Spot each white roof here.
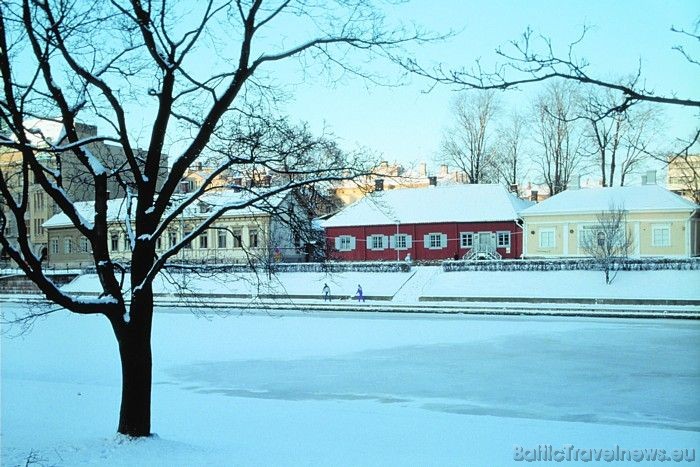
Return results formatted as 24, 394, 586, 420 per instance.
43, 189, 284, 228
521, 185, 699, 216
323, 184, 533, 227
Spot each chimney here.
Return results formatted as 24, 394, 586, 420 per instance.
530, 190, 538, 202
428, 176, 437, 187
375, 178, 384, 191
509, 183, 518, 193
418, 162, 427, 177
643, 170, 656, 185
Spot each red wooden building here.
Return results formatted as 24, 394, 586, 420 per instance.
323, 184, 533, 261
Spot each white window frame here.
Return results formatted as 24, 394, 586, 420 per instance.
425, 232, 447, 250
199, 233, 209, 249
110, 233, 119, 251
337, 235, 355, 252
539, 228, 556, 248
50, 238, 59, 254
232, 230, 242, 248
63, 237, 73, 254
367, 234, 388, 251
217, 229, 227, 249
393, 234, 409, 250
651, 224, 671, 247
496, 231, 511, 248
79, 237, 90, 253
460, 232, 473, 248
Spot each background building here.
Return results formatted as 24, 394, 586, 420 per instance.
323, 184, 533, 261
520, 185, 700, 258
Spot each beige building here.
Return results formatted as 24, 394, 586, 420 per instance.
1, 119, 166, 261
667, 154, 700, 204
521, 185, 700, 258
333, 161, 470, 205
42, 190, 310, 268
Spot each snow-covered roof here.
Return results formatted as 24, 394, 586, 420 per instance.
520, 185, 699, 216
22, 118, 66, 146
323, 184, 533, 228
43, 189, 286, 228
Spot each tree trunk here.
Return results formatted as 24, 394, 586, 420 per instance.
110, 291, 154, 437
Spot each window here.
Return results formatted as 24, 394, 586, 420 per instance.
425, 233, 446, 250
367, 234, 387, 251
168, 231, 177, 248
539, 228, 555, 248
156, 236, 163, 250
217, 229, 227, 248
33, 192, 44, 210
460, 232, 473, 248
249, 229, 258, 248
64, 238, 73, 254
111, 233, 119, 251
183, 231, 192, 249
79, 237, 89, 253
652, 224, 671, 247
233, 230, 242, 248
336, 235, 355, 251
496, 231, 511, 248
123, 235, 130, 251
32, 218, 44, 236
50, 238, 59, 254
199, 233, 209, 249
393, 234, 410, 250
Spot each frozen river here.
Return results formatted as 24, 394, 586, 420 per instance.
2, 303, 699, 465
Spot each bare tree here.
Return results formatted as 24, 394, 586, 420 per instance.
493, 110, 527, 188
579, 205, 633, 285
0, 0, 428, 437
532, 81, 585, 195
580, 87, 662, 186
441, 90, 499, 184
402, 23, 699, 151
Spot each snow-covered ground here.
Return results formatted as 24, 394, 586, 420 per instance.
59, 267, 700, 302
2, 305, 699, 466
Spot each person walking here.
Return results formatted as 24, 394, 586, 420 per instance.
356, 284, 365, 302
322, 283, 331, 302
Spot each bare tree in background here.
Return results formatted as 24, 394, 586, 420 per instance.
579, 205, 633, 284
493, 110, 527, 189
532, 81, 585, 195
441, 90, 499, 183
0, 0, 430, 437
580, 87, 662, 186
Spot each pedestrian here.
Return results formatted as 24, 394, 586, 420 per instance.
356, 284, 365, 302
322, 283, 331, 302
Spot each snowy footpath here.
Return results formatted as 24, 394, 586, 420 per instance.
1, 307, 699, 465
38, 267, 700, 318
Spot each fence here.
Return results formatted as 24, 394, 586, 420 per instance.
442, 257, 700, 272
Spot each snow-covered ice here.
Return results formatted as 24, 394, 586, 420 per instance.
2, 305, 699, 466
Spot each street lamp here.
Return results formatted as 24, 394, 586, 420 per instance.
395, 219, 400, 261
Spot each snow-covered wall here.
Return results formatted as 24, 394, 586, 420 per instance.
442, 257, 700, 272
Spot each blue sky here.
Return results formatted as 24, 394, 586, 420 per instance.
274, 0, 699, 167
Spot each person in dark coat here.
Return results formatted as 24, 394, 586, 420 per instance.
356, 284, 365, 302
322, 283, 331, 301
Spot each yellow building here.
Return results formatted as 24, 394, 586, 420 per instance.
521, 185, 700, 258
667, 154, 700, 204
1, 119, 165, 261
333, 161, 469, 205
42, 190, 308, 268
